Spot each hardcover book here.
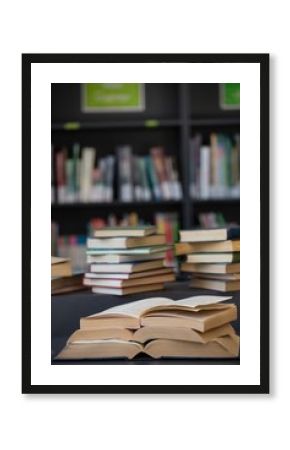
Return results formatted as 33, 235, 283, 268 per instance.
180, 227, 240, 243
186, 252, 240, 264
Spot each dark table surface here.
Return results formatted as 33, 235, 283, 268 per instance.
51, 281, 240, 365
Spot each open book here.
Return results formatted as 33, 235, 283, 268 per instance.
80, 296, 237, 332
56, 335, 239, 360
56, 296, 239, 360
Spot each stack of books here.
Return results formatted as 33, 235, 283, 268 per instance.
51, 257, 84, 294
176, 227, 240, 292
56, 295, 239, 360
83, 226, 176, 296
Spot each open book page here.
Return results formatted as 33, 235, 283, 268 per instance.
51, 256, 69, 264
88, 297, 173, 319
144, 296, 232, 315
175, 296, 232, 308
68, 339, 141, 346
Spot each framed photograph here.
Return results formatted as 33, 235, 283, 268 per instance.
22, 53, 269, 394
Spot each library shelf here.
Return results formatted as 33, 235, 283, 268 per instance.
51, 83, 240, 232
51, 200, 183, 209
190, 117, 240, 127
193, 198, 240, 204
51, 119, 181, 131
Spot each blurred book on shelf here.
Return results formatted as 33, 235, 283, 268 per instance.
51, 144, 182, 204
51, 224, 87, 272
197, 211, 239, 229
198, 212, 226, 228
189, 133, 240, 200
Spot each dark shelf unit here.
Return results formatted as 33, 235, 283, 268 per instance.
51, 119, 181, 131
51, 83, 240, 234
52, 200, 183, 208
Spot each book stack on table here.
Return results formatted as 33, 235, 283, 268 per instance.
56, 295, 240, 360
83, 226, 176, 296
51, 256, 84, 294
176, 227, 240, 292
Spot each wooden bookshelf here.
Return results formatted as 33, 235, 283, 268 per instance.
51, 83, 240, 234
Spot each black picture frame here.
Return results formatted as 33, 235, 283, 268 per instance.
22, 53, 269, 394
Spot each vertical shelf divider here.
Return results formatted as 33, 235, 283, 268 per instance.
179, 83, 192, 229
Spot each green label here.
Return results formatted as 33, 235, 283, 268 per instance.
63, 122, 80, 130
220, 83, 240, 109
144, 119, 159, 128
82, 83, 145, 112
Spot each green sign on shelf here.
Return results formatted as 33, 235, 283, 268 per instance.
220, 83, 240, 109
82, 83, 145, 112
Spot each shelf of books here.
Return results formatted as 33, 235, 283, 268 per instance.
51, 83, 240, 271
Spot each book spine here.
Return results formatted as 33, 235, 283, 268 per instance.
105, 156, 115, 202
80, 147, 96, 202
139, 157, 152, 201
146, 155, 161, 200
71, 143, 80, 202
200, 146, 210, 199
65, 158, 74, 203
150, 147, 171, 200
133, 156, 143, 201
56, 148, 66, 204
117, 145, 134, 202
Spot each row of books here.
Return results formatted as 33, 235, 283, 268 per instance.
51, 144, 182, 204
51, 212, 179, 271
189, 133, 240, 199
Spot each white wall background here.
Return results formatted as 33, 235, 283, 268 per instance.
0, 1, 286, 449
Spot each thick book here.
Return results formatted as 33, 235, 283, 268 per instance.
56, 335, 240, 360
84, 271, 175, 288
80, 296, 236, 332
86, 245, 170, 255
52, 273, 84, 294
193, 273, 240, 281
87, 251, 166, 264
85, 268, 173, 280
64, 322, 235, 345
180, 227, 240, 243
93, 226, 156, 238
186, 253, 240, 264
51, 257, 72, 277
89, 259, 165, 274
190, 278, 240, 292
181, 262, 240, 274
175, 240, 240, 255
92, 283, 165, 296
87, 234, 166, 249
